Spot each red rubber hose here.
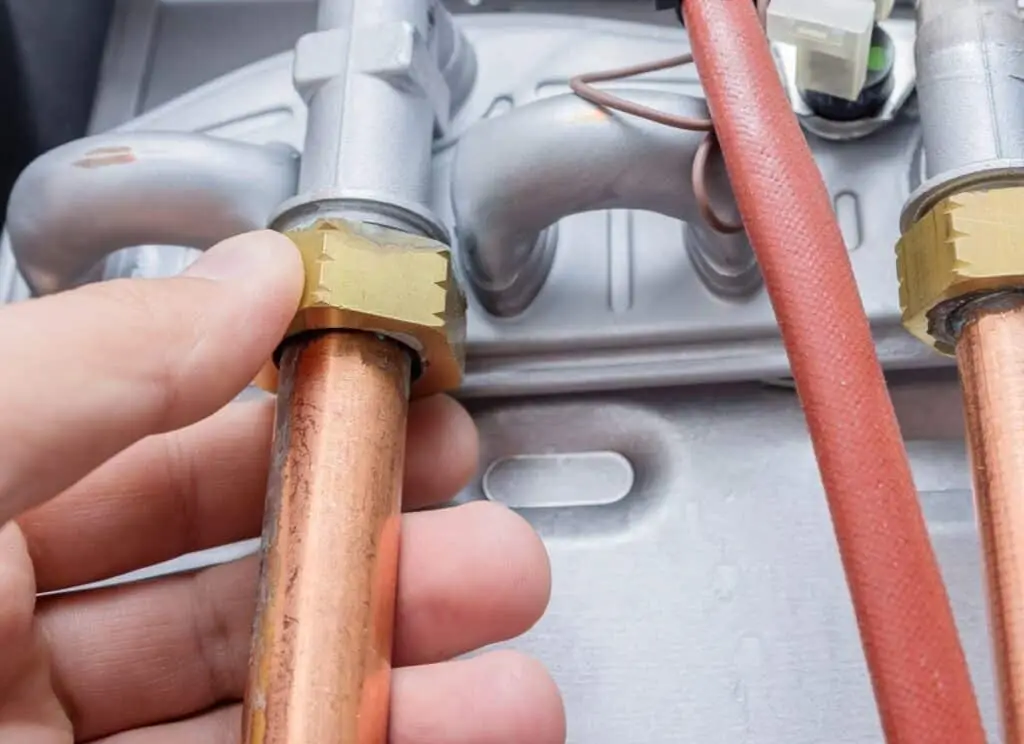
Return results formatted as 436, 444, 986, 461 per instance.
680, 1, 986, 742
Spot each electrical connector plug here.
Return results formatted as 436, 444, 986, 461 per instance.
767, 0, 887, 102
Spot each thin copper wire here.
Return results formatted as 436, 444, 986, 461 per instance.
569, 56, 743, 235
568, 0, 774, 235
569, 54, 715, 132
956, 296, 1024, 744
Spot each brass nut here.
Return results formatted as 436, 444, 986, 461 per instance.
896, 187, 1024, 354
282, 218, 466, 398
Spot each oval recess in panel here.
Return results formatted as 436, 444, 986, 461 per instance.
833, 191, 862, 251
482, 451, 635, 509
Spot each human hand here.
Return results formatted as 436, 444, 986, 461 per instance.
0, 231, 565, 743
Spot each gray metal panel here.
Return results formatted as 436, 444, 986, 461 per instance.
143, 3, 315, 113
465, 379, 997, 744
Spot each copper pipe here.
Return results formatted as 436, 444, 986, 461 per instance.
242, 331, 411, 744
956, 294, 1024, 743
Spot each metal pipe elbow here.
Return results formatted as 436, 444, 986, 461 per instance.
433, 1, 477, 114
450, 90, 755, 317
6, 132, 299, 296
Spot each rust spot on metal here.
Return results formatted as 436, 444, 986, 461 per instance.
73, 146, 137, 169
567, 107, 611, 123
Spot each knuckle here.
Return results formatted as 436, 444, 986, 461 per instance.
161, 430, 203, 555
188, 566, 236, 700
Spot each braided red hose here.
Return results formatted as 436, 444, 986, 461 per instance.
680, 1, 986, 741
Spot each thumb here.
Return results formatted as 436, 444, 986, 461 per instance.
0, 230, 303, 525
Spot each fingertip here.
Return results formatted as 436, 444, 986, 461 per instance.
183, 230, 304, 391
484, 650, 567, 744
404, 396, 480, 509
392, 650, 566, 744
187, 229, 304, 309
473, 501, 553, 627
396, 501, 552, 665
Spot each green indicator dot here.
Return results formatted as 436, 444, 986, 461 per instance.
868, 46, 887, 72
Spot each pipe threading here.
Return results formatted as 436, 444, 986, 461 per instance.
681, 0, 986, 741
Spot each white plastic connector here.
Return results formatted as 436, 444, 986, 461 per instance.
767, 0, 889, 102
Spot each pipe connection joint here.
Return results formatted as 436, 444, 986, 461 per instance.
276, 218, 466, 398
896, 187, 1024, 354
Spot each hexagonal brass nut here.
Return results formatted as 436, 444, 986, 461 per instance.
281, 218, 466, 398
896, 187, 1024, 354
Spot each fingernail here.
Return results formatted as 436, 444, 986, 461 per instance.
185, 231, 290, 281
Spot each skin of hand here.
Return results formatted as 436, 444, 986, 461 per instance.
0, 231, 565, 744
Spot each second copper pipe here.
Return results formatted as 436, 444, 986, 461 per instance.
957, 294, 1024, 743
242, 331, 411, 744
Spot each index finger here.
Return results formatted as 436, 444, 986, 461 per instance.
0, 230, 303, 525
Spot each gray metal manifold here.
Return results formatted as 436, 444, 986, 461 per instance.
1, 2, 928, 399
